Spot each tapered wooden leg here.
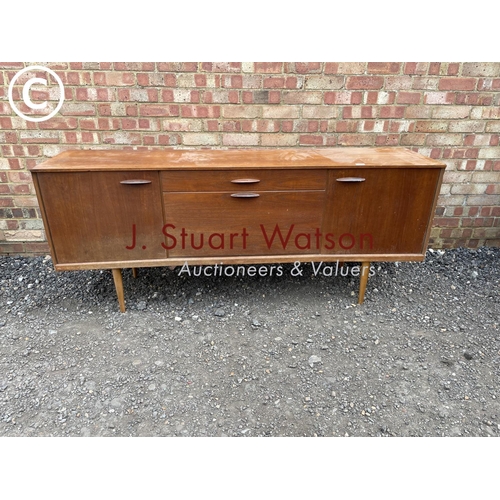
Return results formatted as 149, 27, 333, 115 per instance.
112, 268, 126, 313
132, 267, 138, 279
358, 261, 370, 305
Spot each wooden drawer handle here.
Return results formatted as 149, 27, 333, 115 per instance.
230, 192, 260, 198
120, 179, 152, 185
231, 178, 261, 184
336, 177, 366, 182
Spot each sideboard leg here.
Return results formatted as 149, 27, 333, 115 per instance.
132, 268, 138, 279
112, 268, 126, 313
358, 261, 370, 305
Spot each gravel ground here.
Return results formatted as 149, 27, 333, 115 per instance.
0, 247, 499, 437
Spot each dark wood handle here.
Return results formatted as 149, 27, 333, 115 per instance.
230, 192, 260, 198
336, 177, 366, 182
231, 178, 261, 184
120, 179, 152, 185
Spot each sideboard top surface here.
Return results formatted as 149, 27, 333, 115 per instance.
31, 148, 446, 172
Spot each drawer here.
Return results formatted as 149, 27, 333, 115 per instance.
163, 190, 325, 257
161, 169, 327, 192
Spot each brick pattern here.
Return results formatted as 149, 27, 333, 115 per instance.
1, 62, 500, 254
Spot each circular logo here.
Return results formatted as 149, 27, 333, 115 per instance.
8, 65, 65, 122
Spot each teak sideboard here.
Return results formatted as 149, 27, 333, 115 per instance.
31, 148, 445, 312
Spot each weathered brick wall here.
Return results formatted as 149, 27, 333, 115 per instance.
1, 62, 499, 254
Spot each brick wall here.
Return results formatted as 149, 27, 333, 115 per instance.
1, 61, 499, 254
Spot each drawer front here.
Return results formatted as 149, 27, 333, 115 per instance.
161, 169, 327, 192
163, 191, 325, 257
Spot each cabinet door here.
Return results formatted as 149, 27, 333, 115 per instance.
38, 171, 166, 264
163, 191, 325, 257
322, 168, 441, 255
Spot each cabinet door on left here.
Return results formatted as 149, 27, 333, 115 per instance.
37, 171, 166, 264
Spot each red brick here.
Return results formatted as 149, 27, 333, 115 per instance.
263, 77, 285, 88
113, 62, 155, 71
254, 63, 283, 73
439, 78, 476, 91
455, 93, 493, 106
324, 63, 338, 74
447, 63, 460, 75
404, 63, 428, 75
223, 121, 241, 132
242, 92, 252, 104
0, 117, 12, 129
333, 120, 358, 133
376, 134, 400, 146
0, 62, 25, 69
121, 118, 137, 130
434, 217, 460, 227
396, 92, 422, 104
307, 121, 319, 133
0, 243, 24, 254
269, 91, 280, 103
324, 91, 362, 105
139, 105, 179, 117
0, 197, 14, 207
428, 63, 441, 75
181, 105, 220, 118
299, 135, 324, 145
161, 90, 174, 102
38, 117, 78, 130
367, 62, 401, 74
126, 105, 137, 117
11, 184, 31, 194
285, 77, 300, 89
346, 76, 384, 90
361, 120, 375, 132
486, 184, 500, 194
23, 242, 50, 254
195, 74, 206, 86
2, 132, 18, 144
221, 75, 243, 88
379, 106, 405, 118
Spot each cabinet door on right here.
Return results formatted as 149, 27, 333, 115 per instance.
323, 168, 441, 256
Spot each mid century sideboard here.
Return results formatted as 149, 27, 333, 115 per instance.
31, 148, 445, 312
